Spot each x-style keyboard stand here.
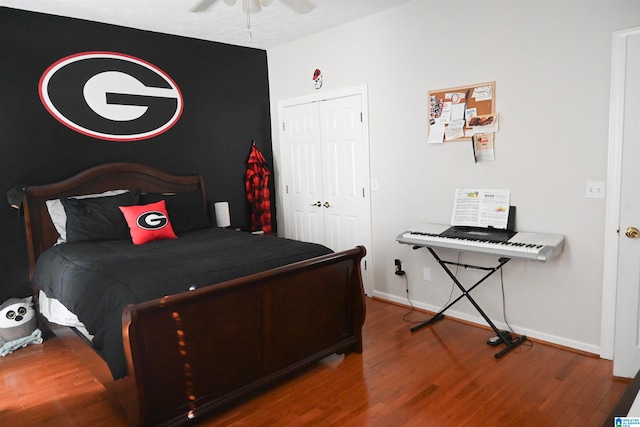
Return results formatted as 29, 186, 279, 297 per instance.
411, 246, 527, 358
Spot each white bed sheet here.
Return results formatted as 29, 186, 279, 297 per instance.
38, 290, 93, 339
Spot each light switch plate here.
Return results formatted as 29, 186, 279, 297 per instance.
586, 181, 605, 199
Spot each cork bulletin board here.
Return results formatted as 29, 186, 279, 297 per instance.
428, 81, 496, 143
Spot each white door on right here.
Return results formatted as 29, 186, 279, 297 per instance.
614, 28, 640, 378
318, 95, 367, 254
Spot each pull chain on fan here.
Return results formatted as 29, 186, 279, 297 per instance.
223, 0, 276, 41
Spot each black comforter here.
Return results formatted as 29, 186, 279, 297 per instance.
33, 228, 333, 379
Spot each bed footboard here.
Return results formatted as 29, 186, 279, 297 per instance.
122, 246, 366, 427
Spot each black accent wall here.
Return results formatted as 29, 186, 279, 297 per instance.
0, 7, 274, 302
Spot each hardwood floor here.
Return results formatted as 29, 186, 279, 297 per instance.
0, 298, 629, 426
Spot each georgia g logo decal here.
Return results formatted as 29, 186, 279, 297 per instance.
137, 211, 168, 230
39, 51, 183, 141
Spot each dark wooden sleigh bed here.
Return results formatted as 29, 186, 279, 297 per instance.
20, 162, 366, 427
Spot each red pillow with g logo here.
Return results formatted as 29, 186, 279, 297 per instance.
119, 200, 177, 245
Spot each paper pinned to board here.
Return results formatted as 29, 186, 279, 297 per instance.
450, 103, 466, 121
428, 122, 445, 143
472, 85, 493, 101
466, 113, 499, 137
472, 133, 495, 162
445, 119, 465, 141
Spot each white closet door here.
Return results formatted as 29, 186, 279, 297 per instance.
281, 101, 324, 245
279, 88, 372, 295
319, 95, 366, 253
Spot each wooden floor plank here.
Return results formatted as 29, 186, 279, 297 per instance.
0, 298, 630, 426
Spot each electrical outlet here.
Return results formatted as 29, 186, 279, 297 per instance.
394, 259, 405, 276
423, 268, 431, 281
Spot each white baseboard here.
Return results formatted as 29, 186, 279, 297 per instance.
371, 291, 600, 356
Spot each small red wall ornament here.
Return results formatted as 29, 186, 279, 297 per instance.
313, 68, 323, 89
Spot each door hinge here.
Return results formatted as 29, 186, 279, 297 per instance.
362, 188, 365, 198
282, 122, 286, 131
286, 185, 289, 194
360, 112, 363, 122
364, 260, 367, 270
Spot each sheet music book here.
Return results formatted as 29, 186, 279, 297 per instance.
450, 188, 511, 229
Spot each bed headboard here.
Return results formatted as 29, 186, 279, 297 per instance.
22, 163, 206, 279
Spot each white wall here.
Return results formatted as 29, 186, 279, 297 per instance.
267, 0, 640, 355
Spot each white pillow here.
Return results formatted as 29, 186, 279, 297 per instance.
46, 189, 129, 245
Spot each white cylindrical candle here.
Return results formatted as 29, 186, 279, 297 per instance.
214, 201, 231, 228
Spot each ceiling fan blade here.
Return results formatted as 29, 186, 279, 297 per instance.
279, 0, 315, 14
191, 0, 219, 12
223, 0, 238, 5
260, 0, 276, 6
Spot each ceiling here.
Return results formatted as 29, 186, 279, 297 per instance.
0, 0, 411, 50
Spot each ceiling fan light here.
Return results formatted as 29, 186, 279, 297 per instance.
243, 0, 262, 14
260, 0, 276, 6
222, 0, 237, 6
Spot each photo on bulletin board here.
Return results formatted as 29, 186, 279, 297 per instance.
428, 81, 497, 144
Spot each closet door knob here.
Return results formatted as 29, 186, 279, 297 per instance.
323, 202, 333, 208
311, 201, 322, 207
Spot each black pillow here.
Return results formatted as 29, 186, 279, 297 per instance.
140, 190, 210, 233
61, 190, 140, 243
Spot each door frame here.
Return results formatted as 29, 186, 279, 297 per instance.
275, 84, 373, 295
601, 27, 640, 362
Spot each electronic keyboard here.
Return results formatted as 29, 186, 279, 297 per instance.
397, 223, 565, 262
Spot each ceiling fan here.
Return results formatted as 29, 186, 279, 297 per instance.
191, 0, 314, 42
192, 0, 315, 15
